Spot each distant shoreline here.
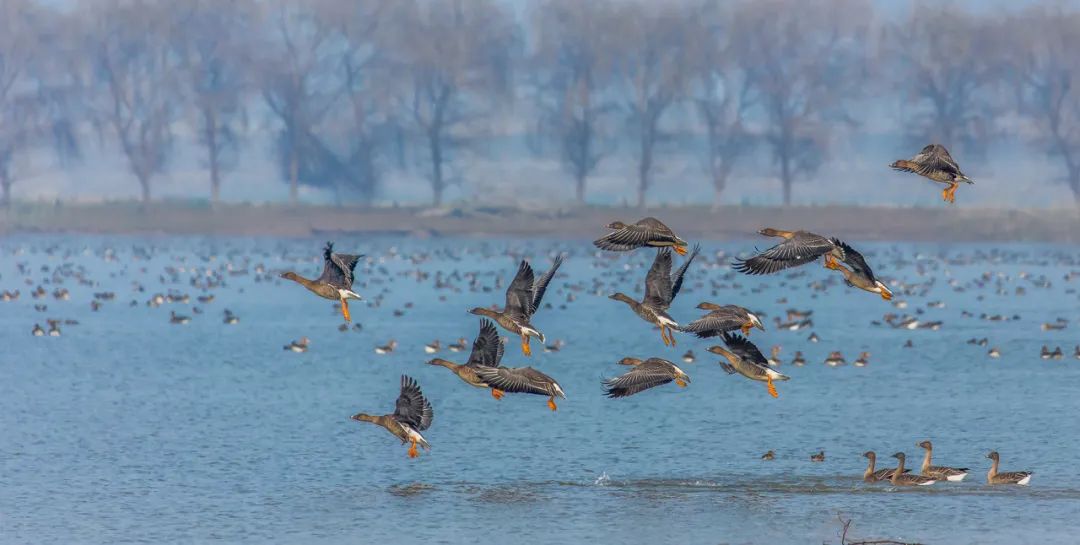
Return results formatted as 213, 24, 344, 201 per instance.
1, 202, 1078, 243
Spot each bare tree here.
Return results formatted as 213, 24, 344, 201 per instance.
1006, 7, 1080, 208
173, 0, 255, 207
86, 0, 180, 206
0, 0, 45, 207
612, 1, 691, 208
738, 0, 869, 205
686, 3, 753, 209
888, 4, 997, 155
258, 0, 340, 205
390, 0, 516, 207
531, 0, 617, 205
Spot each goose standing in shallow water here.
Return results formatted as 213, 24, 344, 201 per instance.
679, 302, 764, 338
426, 319, 505, 399
986, 451, 1033, 485
890, 453, 936, 486
281, 242, 363, 322
610, 246, 700, 347
351, 375, 433, 459
708, 332, 790, 398
863, 451, 909, 482
593, 217, 690, 255
602, 357, 690, 398
890, 143, 974, 204
917, 441, 968, 481
470, 255, 564, 356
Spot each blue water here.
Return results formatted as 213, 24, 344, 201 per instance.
2, 236, 1079, 544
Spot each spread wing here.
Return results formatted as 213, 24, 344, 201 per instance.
831, 238, 875, 283
734, 232, 834, 275
474, 366, 559, 396
897, 144, 964, 178
603, 359, 677, 398
530, 254, 564, 312
721, 332, 769, 365
644, 249, 674, 308
504, 260, 535, 320
680, 307, 745, 337
318, 242, 362, 288
467, 319, 503, 368
669, 244, 700, 301
393, 375, 433, 431
593, 217, 679, 251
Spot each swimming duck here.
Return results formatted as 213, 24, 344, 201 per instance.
426, 319, 505, 399
989, 347, 1001, 358
170, 311, 190, 325
1074, 346, 1080, 360
811, 451, 825, 462
761, 450, 775, 461
733, 229, 845, 275
680, 302, 764, 338
767, 345, 782, 367
374, 340, 398, 354
424, 340, 441, 354
610, 246, 699, 346
792, 351, 806, 366
1040, 346, 1052, 359
470, 255, 564, 356
280, 242, 363, 322
544, 339, 565, 353
825, 351, 846, 367
593, 217, 690, 255
890, 144, 974, 204
708, 332, 790, 398
1049, 347, 1064, 360
602, 357, 690, 398
223, 309, 239, 324
283, 337, 310, 353
32, 323, 45, 336
474, 364, 566, 411
863, 451, 909, 482
917, 441, 968, 482
682, 350, 695, 364
889, 453, 936, 486
47, 323, 60, 336
447, 338, 467, 352
351, 375, 433, 458
853, 352, 870, 367
986, 451, 1032, 485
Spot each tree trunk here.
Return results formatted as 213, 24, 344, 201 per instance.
780, 155, 793, 206
206, 110, 221, 207
288, 150, 299, 206
140, 174, 151, 205
1070, 172, 1080, 212
711, 172, 727, 211
575, 173, 586, 205
429, 129, 444, 207
637, 128, 652, 209
1, 177, 10, 209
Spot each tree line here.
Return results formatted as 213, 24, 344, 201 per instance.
1, 0, 1079, 208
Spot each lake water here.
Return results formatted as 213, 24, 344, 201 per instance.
2, 235, 1079, 544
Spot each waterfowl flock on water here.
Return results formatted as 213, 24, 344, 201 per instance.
9, 156, 1078, 488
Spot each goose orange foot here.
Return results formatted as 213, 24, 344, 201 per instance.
673, 245, 688, 256
491, 388, 504, 400
407, 441, 419, 458
675, 378, 687, 388
667, 328, 677, 346
341, 299, 351, 322
660, 329, 671, 346
741, 323, 752, 336
547, 396, 558, 411
521, 338, 532, 357
766, 376, 778, 398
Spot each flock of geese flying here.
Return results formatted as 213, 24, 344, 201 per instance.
275, 145, 1034, 484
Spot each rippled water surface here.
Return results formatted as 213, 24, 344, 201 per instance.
2, 236, 1079, 544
